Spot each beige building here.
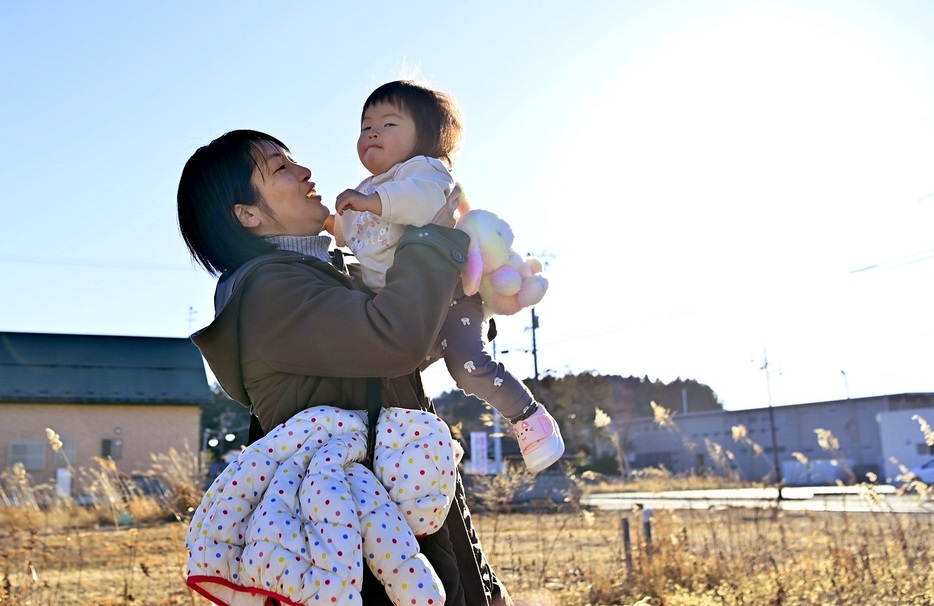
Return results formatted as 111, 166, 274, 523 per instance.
0, 331, 211, 493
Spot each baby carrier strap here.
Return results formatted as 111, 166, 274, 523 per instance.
365, 377, 382, 469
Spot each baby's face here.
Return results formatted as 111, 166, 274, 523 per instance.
357, 101, 418, 175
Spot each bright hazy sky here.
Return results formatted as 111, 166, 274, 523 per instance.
2, 1, 932, 412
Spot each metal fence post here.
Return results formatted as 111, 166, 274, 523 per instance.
621, 516, 633, 576
641, 506, 654, 557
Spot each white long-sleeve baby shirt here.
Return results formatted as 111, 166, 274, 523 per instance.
334, 156, 456, 291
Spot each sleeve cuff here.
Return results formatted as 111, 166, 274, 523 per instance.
397, 224, 469, 268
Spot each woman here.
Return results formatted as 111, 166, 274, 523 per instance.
177, 130, 511, 606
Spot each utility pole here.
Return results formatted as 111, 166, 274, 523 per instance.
530, 307, 540, 397
490, 340, 504, 473
761, 349, 783, 488
187, 306, 197, 334
498, 308, 542, 401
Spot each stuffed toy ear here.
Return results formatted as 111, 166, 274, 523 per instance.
461, 241, 483, 295
455, 204, 482, 295
454, 189, 471, 226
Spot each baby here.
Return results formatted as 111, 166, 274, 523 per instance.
327, 80, 564, 474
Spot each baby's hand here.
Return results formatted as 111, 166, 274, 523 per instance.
336, 189, 382, 216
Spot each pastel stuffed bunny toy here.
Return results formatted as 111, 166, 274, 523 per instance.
455, 207, 548, 316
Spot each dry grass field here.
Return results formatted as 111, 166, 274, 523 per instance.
0, 515, 193, 606
3, 420, 932, 605
2, 496, 932, 606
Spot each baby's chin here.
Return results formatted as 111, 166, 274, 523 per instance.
361, 151, 399, 175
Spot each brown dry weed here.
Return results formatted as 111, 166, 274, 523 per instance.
1, 505, 932, 606
3, 418, 932, 605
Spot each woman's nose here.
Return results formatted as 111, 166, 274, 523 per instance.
298, 165, 312, 181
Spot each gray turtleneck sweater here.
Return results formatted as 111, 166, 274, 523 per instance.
263, 234, 333, 263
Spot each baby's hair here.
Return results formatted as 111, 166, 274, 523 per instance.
362, 80, 464, 168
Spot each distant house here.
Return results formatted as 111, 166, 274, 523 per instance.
0, 331, 212, 492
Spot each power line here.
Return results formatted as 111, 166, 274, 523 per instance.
850, 249, 934, 274
0, 255, 200, 272
497, 308, 697, 353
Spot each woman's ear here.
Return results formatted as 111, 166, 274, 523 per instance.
234, 204, 262, 229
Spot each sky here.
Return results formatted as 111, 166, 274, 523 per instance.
1, 0, 932, 412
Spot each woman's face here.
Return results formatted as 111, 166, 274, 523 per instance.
242, 141, 330, 237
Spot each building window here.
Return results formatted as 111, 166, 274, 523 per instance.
633, 451, 674, 468
10, 442, 46, 471
101, 438, 123, 460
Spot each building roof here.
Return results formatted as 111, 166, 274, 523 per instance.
0, 331, 213, 405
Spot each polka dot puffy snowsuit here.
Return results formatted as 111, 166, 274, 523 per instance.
186, 406, 463, 606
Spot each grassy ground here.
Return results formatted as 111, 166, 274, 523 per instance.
3, 428, 932, 605
2, 498, 932, 606
0, 517, 193, 606
480, 507, 934, 605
